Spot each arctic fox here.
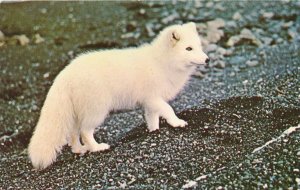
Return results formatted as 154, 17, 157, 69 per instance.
28, 22, 209, 169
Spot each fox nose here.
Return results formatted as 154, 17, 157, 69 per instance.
205, 58, 210, 64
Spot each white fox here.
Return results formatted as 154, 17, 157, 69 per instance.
28, 22, 209, 169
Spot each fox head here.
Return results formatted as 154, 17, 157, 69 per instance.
155, 22, 209, 72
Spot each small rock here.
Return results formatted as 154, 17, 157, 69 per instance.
43, 72, 50, 78
15, 34, 30, 46
32, 105, 38, 111
207, 18, 225, 29
233, 12, 242, 20
161, 12, 179, 24
145, 23, 155, 37
139, 8, 146, 15
262, 12, 274, 19
288, 29, 297, 40
205, 44, 218, 53
194, 1, 203, 8
227, 36, 240, 47
227, 29, 262, 47
296, 178, 300, 185
276, 37, 283, 44
126, 21, 137, 32
196, 23, 207, 32
242, 80, 248, 85
282, 21, 294, 29
246, 60, 259, 67
216, 47, 227, 55
40, 8, 47, 14
0, 30, 5, 41
226, 21, 237, 28
206, 28, 224, 43
34, 34, 45, 44
261, 37, 273, 45
182, 180, 197, 189
229, 72, 235, 77
240, 28, 255, 40
118, 181, 127, 189
121, 32, 135, 39
150, 143, 157, 147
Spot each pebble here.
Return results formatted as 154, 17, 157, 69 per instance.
226, 21, 237, 28
121, 32, 140, 39
214, 60, 226, 69
216, 47, 227, 55
227, 36, 240, 47
161, 12, 179, 24
233, 12, 242, 20
150, 143, 157, 147
204, 18, 225, 44
207, 18, 225, 29
227, 29, 262, 47
182, 180, 197, 189
0, 30, 5, 41
288, 29, 297, 40
281, 21, 294, 29
206, 28, 224, 44
34, 34, 45, 44
126, 21, 137, 32
262, 12, 274, 19
145, 23, 155, 37
261, 37, 273, 45
205, 44, 218, 53
43, 72, 50, 78
194, 1, 203, 8
40, 8, 47, 14
246, 60, 259, 67
205, 2, 214, 8
139, 9, 146, 15
15, 35, 30, 46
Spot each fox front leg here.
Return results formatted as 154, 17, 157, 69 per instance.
144, 108, 160, 132
144, 98, 187, 129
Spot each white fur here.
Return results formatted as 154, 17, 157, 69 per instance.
28, 22, 208, 169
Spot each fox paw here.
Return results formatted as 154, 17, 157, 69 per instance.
169, 119, 188, 128
148, 126, 159, 132
89, 143, 110, 152
72, 145, 88, 154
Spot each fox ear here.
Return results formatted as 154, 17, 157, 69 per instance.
185, 22, 197, 31
171, 30, 180, 46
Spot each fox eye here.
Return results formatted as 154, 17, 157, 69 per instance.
186, 47, 193, 51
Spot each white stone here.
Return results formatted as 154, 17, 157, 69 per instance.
15, 34, 30, 46
233, 12, 242, 20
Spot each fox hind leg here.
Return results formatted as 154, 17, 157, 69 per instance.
80, 113, 110, 152
69, 128, 88, 154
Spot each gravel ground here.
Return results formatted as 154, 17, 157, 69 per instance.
0, 1, 299, 189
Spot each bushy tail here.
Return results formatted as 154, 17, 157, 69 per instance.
28, 84, 74, 170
